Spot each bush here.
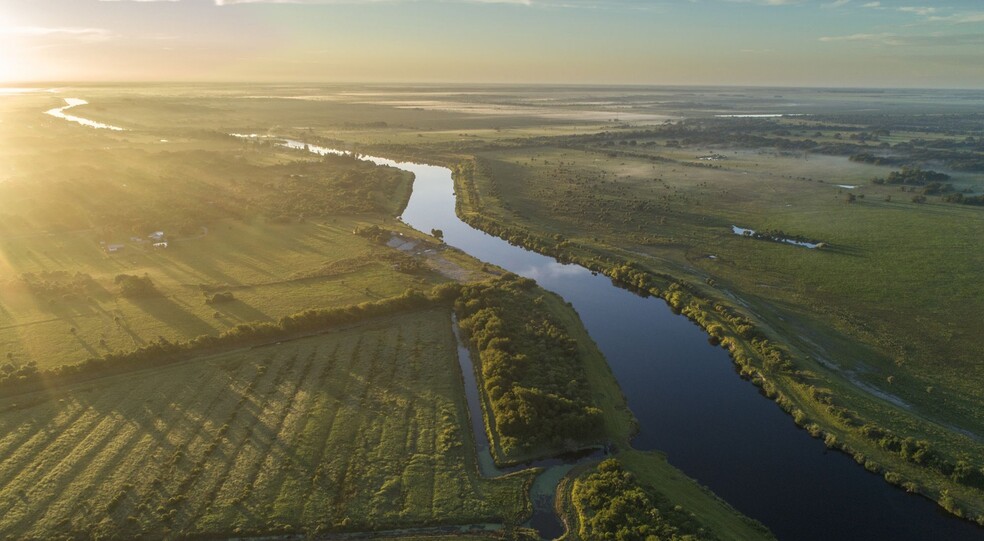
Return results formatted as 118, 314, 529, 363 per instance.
205, 292, 235, 305
114, 274, 159, 298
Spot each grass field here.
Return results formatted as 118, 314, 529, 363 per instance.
0, 218, 454, 370
0, 309, 532, 540
0, 92, 473, 370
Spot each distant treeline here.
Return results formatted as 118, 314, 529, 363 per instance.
531, 117, 984, 172
455, 274, 605, 458
869, 167, 984, 207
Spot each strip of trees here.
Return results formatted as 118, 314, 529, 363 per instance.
455, 274, 605, 457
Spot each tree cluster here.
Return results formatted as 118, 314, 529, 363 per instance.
456, 274, 604, 456
872, 166, 950, 186
114, 274, 159, 298
20, 271, 97, 299
572, 459, 697, 541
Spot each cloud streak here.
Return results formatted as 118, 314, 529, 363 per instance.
213, 0, 532, 4
929, 12, 984, 24
1, 26, 115, 42
898, 6, 936, 16
820, 32, 984, 47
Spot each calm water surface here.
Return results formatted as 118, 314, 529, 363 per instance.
297, 142, 981, 541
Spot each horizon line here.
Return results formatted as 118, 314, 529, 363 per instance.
5, 80, 984, 92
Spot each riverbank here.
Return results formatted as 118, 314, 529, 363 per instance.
448, 155, 984, 525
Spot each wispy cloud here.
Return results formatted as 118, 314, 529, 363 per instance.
823, 0, 850, 8
861, 1, 880, 7
723, 0, 804, 5
929, 12, 984, 24
99, 0, 533, 4
898, 6, 936, 17
820, 32, 984, 47
819, 32, 897, 44
1, 26, 114, 42
213, 0, 533, 4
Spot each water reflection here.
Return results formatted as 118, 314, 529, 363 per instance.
45, 98, 126, 131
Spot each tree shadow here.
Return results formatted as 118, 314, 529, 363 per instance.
820, 243, 863, 258
125, 295, 217, 338
115, 316, 147, 347
71, 331, 99, 358
212, 299, 272, 324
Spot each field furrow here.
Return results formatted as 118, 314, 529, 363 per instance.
0, 310, 531, 539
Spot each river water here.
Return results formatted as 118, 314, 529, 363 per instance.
322, 146, 979, 541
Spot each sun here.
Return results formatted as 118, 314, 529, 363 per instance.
0, 42, 36, 86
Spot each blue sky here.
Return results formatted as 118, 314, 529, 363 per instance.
1, 0, 982, 87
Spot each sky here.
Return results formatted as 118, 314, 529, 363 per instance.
1, 0, 982, 88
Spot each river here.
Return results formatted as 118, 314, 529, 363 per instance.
42, 102, 979, 539
288, 142, 980, 541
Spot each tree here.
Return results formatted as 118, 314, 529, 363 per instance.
431, 228, 444, 241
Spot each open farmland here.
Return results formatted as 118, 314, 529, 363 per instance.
0, 309, 531, 540
0, 93, 466, 370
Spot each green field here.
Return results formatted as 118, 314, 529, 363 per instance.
0, 218, 455, 370
0, 309, 531, 540
0, 92, 469, 370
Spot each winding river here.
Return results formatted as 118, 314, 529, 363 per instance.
289, 142, 981, 541
42, 94, 979, 538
